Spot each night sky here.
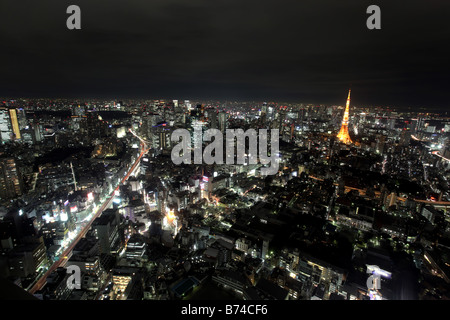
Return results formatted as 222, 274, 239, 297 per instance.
0, 0, 449, 109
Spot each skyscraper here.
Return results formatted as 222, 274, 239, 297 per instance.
33, 121, 43, 143
337, 90, 353, 144
219, 112, 227, 132
93, 209, 123, 255
0, 108, 13, 141
8, 109, 21, 140
0, 157, 23, 199
207, 108, 218, 129
0, 107, 23, 142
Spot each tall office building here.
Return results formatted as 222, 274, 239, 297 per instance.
277, 109, 287, 132
0, 157, 23, 200
9, 108, 22, 140
219, 112, 227, 132
0, 108, 12, 141
80, 112, 107, 140
7, 239, 48, 278
158, 130, 171, 150
261, 102, 268, 115
0, 108, 23, 141
93, 209, 123, 255
184, 100, 192, 111
207, 108, 218, 129
376, 134, 386, 154
410, 119, 419, 133
151, 125, 172, 152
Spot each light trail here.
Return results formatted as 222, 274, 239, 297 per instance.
431, 150, 450, 162
29, 131, 150, 294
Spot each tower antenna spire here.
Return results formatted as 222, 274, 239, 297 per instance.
337, 89, 353, 144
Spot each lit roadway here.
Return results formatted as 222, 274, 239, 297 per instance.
410, 134, 450, 205
431, 150, 450, 162
29, 133, 149, 295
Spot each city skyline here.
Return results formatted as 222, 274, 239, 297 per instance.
1, 90, 450, 302
1, 0, 450, 305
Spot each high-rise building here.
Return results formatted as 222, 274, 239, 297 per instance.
0, 157, 23, 199
388, 118, 396, 130
444, 123, 450, 133
8, 108, 21, 140
93, 209, 123, 255
0, 108, 13, 141
337, 90, 353, 144
72, 104, 86, 117
0, 108, 10, 141
151, 126, 172, 152
219, 112, 227, 132
417, 117, 425, 132
376, 134, 386, 154
261, 102, 268, 115
38, 267, 72, 300
7, 237, 48, 278
410, 119, 419, 133
399, 130, 410, 146
80, 112, 107, 140
184, 100, 192, 111
0, 107, 24, 141
207, 108, 218, 129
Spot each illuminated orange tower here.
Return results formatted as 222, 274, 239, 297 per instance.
337, 89, 352, 144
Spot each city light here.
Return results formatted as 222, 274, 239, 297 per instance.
60, 212, 68, 222
167, 209, 176, 223
1, 9, 448, 305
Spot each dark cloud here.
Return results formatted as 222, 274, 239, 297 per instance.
0, 0, 449, 108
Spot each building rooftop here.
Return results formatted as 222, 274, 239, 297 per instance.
255, 278, 289, 300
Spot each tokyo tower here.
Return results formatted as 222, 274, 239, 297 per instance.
337, 89, 353, 144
